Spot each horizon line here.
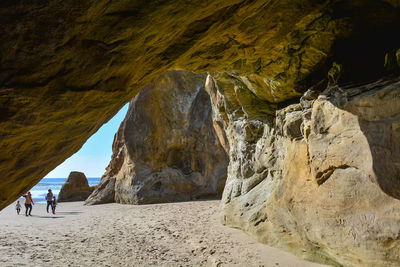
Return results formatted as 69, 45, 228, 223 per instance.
43, 177, 102, 179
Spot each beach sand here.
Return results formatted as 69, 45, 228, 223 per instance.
0, 200, 326, 266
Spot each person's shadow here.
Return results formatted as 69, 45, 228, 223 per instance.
30, 215, 65, 219
55, 211, 82, 215
28, 211, 82, 218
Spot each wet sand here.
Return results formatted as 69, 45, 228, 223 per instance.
0, 200, 326, 266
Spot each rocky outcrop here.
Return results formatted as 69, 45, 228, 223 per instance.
86, 71, 228, 205
206, 76, 400, 266
58, 171, 94, 202
1, 1, 400, 266
1, 0, 399, 210
86, 69, 400, 265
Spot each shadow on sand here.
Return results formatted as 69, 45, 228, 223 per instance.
30, 215, 65, 219
55, 211, 83, 215
26, 211, 83, 218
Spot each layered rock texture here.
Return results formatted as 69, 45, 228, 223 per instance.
58, 171, 94, 202
1, 0, 399, 210
1, 0, 400, 266
86, 71, 228, 205
207, 76, 400, 266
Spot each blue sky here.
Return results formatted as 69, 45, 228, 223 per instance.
45, 104, 129, 178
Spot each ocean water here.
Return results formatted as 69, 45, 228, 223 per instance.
20, 177, 100, 203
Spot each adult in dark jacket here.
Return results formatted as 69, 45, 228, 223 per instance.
46, 189, 53, 213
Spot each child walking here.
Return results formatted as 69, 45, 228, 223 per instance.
51, 196, 57, 214
15, 200, 21, 215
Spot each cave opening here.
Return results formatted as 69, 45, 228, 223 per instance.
18, 103, 129, 204
1, 0, 400, 265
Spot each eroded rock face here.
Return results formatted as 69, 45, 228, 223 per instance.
58, 171, 94, 202
1, 0, 399, 209
209, 77, 400, 266
86, 71, 228, 205
1, 1, 400, 265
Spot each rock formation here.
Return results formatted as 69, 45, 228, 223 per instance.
1, 0, 399, 210
58, 171, 95, 202
86, 71, 228, 205
205, 75, 400, 266
1, 0, 400, 266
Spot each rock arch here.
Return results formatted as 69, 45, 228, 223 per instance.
1, 1, 400, 265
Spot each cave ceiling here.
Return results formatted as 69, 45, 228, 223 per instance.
0, 0, 399, 209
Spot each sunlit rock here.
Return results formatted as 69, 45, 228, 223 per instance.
213, 77, 400, 266
1, 0, 399, 209
86, 71, 228, 205
1, 1, 400, 265
58, 171, 94, 202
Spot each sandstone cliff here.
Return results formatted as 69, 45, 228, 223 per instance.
86, 71, 228, 205
1, 1, 400, 266
205, 75, 400, 266
58, 171, 94, 202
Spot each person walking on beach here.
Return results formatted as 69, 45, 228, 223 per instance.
15, 200, 21, 215
46, 189, 53, 213
51, 196, 57, 214
23, 192, 34, 216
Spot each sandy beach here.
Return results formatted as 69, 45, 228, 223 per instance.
0, 200, 326, 267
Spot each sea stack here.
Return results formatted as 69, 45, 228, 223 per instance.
58, 172, 95, 202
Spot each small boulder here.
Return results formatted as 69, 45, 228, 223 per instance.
58, 172, 95, 202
